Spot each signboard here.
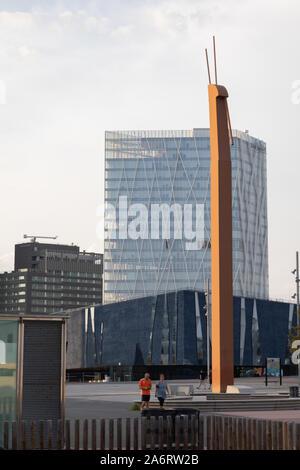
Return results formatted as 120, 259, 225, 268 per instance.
266, 357, 280, 377
265, 357, 282, 386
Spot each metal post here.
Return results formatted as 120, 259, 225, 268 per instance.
296, 251, 299, 327
205, 279, 210, 387
296, 252, 300, 384
280, 359, 282, 386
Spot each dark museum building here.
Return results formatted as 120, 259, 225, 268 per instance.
65, 290, 297, 378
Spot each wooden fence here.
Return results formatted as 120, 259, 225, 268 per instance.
1, 414, 300, 450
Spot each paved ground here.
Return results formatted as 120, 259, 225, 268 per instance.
66, 383, 141, 420
65, 376, 300, 421
66, 398, 139, 420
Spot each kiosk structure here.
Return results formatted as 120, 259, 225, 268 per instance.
0, 314, 67, 447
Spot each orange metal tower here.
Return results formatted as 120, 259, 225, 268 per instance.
206, 38, 234, 393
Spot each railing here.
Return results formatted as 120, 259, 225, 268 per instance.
1, 415, 300, 450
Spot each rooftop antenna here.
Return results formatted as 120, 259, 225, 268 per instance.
213, 35, 217, 85
23, 235, 58, 243
205, 48, 211, 84
205, 36, 233, 145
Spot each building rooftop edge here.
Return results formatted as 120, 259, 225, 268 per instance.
48, 289, 294, 316
105, 129, 266, 145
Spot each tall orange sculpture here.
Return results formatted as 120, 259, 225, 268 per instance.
206, 38, 234, 393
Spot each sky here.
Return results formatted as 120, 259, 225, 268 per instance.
0, 0, 299, 301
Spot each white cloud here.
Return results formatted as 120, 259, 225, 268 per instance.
0, 11, 34, 28
18, 45, 35, 56
110, 24, 133, 38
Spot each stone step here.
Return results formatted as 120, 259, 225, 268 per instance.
205, 393, 290, 400
136, 398, 300, 412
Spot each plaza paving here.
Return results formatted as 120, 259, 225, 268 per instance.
65, 376, 300, 421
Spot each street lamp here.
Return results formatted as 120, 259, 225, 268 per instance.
291, 252, 299, 328
203, 279, 210, 389
291, 251, 300, 384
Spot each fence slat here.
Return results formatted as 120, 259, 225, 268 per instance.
150, 416, 155, 450
46, 420, 52, 451
229, 416, 235, 450
191, 415, 196, 450
271, 421, 277, 450
65, 420, 71, 450
207, 415, 212, 450
133, 418, 138, 450
213, 416, 218, 450
198, 415, 204, 450
109, 419, 114, 450
30, 421, 36, 450
167, 415, 172, 450
231, 417, 236, 450
174, 415, 180, 450
100, 419, 106, 450
266, 420, 272, 450
158, 416, 164, 450
211, 416, 216, 450
57, 419, 63, 450
223, 417, 228, 450
287, 421, 295, 450
12, 421, 17, 450
262, 420, 267, 450
234, 416, 239, 450
126, 418, 131, 451
236, 417, 242, 450
83, 419, 88, 450
117, 418, 122, 451
282, 421, 288, 450
21, 421, 26, 450
243, 418, 248, 450
219, 416, 224, 450
255, 420, 260, 450
3, 421, 9, 449
251, 419, 256, 450
183, 415, 188, 449
92, 419, 97, 450
276, 420, 282, 451
217, 415, 222, 450
295, 423, 300, 450
39, 421, 44, 450
74, 419, 80, 450
141, 417, 146, 450
239, 417, 244, 450
247, 419, 252, 450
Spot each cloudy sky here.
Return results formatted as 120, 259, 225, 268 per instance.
0, 0, 299, 301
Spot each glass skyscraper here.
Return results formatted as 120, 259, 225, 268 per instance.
104, 129, 268, 303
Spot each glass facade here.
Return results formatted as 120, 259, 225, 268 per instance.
104, 129, 269, 303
